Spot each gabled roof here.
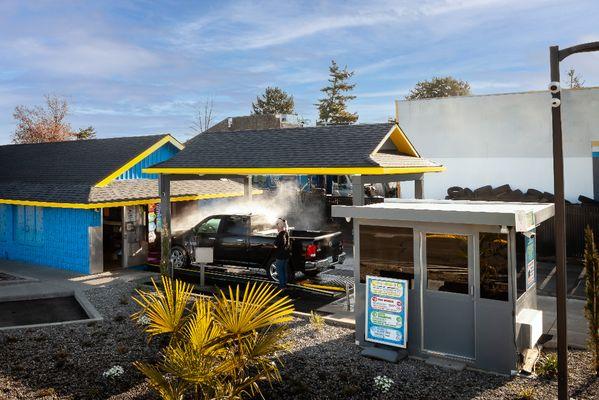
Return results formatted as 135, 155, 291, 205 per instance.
0, 134, 182, 185
145, 123, 443, 175
0, 135, 250, 208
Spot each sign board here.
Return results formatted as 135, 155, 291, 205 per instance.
365, 276, 408, 348
525, 231, 536, 290
195, 247, 214, 263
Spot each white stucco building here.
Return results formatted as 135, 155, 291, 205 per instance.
397, 87, 599, 202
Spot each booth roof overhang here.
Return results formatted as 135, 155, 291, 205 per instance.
332, 199, 555, 232
143, 123, 445, 177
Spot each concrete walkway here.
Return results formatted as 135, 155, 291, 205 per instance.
0, 259, 156, 301
538, 295, 589, 350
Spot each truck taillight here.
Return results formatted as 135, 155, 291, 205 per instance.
306, 244, 318, 258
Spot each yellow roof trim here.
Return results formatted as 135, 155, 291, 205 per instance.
94, 135, 185, 188
390, 124, 420, 158
0, 190, 261, 210
371, 124, 419, 158
142, 166, 445, 176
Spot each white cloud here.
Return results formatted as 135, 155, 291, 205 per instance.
6, 36, 160, 76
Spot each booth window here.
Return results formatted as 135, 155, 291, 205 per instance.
359, 225, 414, 285
426, 233, 469, 294
479, 233, 509, 301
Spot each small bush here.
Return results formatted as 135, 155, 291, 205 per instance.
537, 353, 558, 379
309, 311, 325, 330
515, 387, 535, 400
373, 375, 394, 393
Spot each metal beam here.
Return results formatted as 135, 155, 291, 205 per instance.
550, 44, 568, 400
351, 175, 364, 206
159, 174, 173, 278
558, 41, 599, 61
360, 173, 424, 185
415, 179, 424, 199
168, 174, 243, 181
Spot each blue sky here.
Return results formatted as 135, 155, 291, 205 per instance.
0, 0, 598, 144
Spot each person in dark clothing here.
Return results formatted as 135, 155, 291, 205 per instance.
274, 218, 291, 289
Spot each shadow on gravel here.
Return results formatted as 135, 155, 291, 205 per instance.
263, 320, 510, 400
0, 283, 159, 400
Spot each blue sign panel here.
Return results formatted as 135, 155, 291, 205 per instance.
365, 276, 408, 348
525, 231, 536, 290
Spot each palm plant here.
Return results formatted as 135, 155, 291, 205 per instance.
132, 276, 294, 399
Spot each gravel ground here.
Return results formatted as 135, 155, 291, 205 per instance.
0, 281, 157, 400
268, 321, 598, 400
0, 281, 597, 400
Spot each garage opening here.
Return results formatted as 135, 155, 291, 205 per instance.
102, 207, 123, 270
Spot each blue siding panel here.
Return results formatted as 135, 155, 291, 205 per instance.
117, 142, 179, 180
0, 205, 100, 274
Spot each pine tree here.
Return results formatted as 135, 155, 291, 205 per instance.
316, 60, 358, 125
252, 87, 294, 115
583, 226, 599, 375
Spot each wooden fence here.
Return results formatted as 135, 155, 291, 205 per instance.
537, 203, 599, 258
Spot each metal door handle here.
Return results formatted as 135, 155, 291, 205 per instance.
236, 239, 245, 242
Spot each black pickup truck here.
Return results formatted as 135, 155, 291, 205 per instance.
170, 214, 345, 281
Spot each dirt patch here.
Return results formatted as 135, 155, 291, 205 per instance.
0, 296, 89, 328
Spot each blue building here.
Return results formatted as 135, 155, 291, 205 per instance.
0, 135, 246, 274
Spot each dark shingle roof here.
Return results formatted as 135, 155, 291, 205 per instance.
0, 135, 167, 184
0, 136, 249, 204
159, 123, 404, 169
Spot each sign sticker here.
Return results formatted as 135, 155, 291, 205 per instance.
525, 231, 536, 290
365, 276, 408, 348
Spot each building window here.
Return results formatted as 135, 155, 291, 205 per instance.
479, 233, 509, 301
359, 225, 414, 285
14, 206, 43, 245
426, 233, 469, 294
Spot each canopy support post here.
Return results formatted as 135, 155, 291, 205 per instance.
243, 175, 253, 201
159, 174, 172, 278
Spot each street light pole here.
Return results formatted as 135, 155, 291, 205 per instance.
548, 41, 599, 400
549, 44, 568, 400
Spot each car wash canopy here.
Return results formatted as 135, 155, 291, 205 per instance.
143, 123, 444, 178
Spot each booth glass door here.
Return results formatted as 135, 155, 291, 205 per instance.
422, 232, 475, 360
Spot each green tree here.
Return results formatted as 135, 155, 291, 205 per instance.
316, 60, 358, 125
566, 68, 585, 89
583, 226, 599, 375
252, 87, 294, 115
75, 126, 96, 140
406, 76, 471, 100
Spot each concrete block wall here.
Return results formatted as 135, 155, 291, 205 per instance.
0, 204, 100, 273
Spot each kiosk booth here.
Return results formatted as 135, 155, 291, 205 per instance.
332, 199, 555, 374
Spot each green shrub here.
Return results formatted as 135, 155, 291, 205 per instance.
583, 226, 599, 375
515, 387, 535, 400
537, 353, 558, 379
309, 311, 325, 331
132, 276, 294, 400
